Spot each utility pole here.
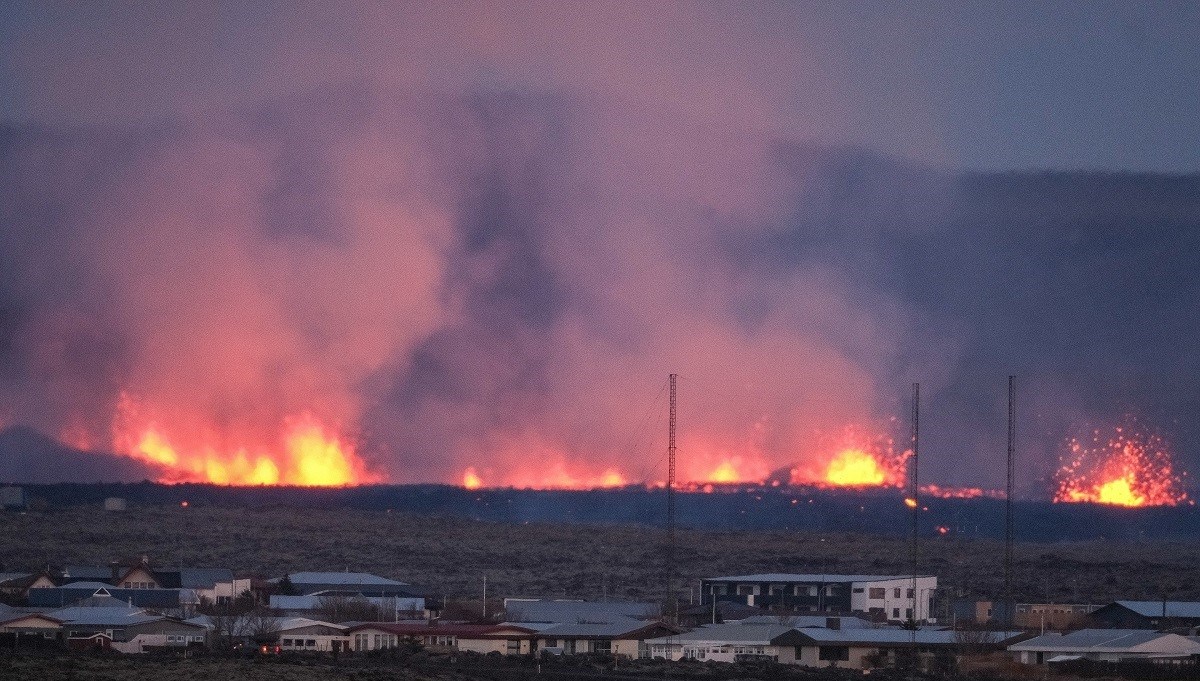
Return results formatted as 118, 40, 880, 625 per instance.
1005, 376, 1016, 630
910, 382, 920, 631
482, 574, 488, 621
666, 373, 677, 624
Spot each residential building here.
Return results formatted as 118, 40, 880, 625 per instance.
47, 605, 206, 654
1088, 601, 1200, 630
275, 617, 350, 653
789, 627, 1024, 670
1009, 629, 1200, 665
645, 623, 806, 662
275, 572, 426, 598
537, 620, 679, 658
1014, 603, 1101, 630
345, 622, 537, 654
701, 574, 938, 622
0, 612, 64, 647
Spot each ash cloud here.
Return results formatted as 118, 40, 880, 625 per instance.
1, 4, 1198, 494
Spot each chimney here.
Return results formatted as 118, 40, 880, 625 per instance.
826, 616, 841, 630
110, 561, 120, 582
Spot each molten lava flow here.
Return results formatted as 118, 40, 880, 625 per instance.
111, 394, 378, 486
920, 484, 998, 499
1054, 423, 1189, 507
825, 448, 886, 486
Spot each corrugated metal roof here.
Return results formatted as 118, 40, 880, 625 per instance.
794, 628, 1023, 645
1010, 629, 1199, 653
178, 568, 234, 589
735, 615, 875, 629
646, 623, 794, 644
283, 572, 408, 586
538, 620, 661, 638
278, 617, 347, 633
703, 574, 933, 583
1114, 600, 1200, 618
47, 606, 160, 626
504, 600, 658, 624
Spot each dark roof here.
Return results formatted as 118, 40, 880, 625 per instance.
539, 621, 679, 640
27, 586, 181, 609
504, 600, 659, 624
1108, 601, 1200, 619
347, 622, 537, 638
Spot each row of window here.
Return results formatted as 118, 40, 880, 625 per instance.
122, 581, 156, 589
866, 587, 915, 600
717, 585, 838, 597
282, 638, 319, 647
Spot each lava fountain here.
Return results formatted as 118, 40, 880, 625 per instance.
1054, 422, 1190, 507
109, 393, 379, 486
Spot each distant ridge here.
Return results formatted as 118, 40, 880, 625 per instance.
0, 426, 164, 484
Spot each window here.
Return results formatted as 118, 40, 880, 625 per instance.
892, 608, 900, 619
905, 608, 913, 620
737, 585, 754, 595
893, 588, 901, 598
852, 587, 864, 594
283, 639, 293, 646
818, 646, 849, 661
306, 639, 316, 647
594, 640, 611, 654
825, 586, 835, 597
906, 589, 914, 599
769, 585, 785, 596
807, 585, 818, 596
869, 588, 885, 599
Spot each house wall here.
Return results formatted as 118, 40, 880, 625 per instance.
848, 577, 937, 622
119, 567, 159, 590
111, 631, 205, 654
279, 633, 348, 652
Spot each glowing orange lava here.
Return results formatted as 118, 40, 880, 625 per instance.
463, 467, 483, 490
825, 448, 887, 486
1054, 423, 1189, 507
707, 460, 741, 483
111, 394, 378, 486
790, 425, 910, 489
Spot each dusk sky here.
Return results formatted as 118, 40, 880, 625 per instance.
1, 2, 1198, 498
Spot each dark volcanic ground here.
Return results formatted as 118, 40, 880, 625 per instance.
1, 490, 1198, 607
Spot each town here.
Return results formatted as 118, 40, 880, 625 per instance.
3, 549, 1200, 677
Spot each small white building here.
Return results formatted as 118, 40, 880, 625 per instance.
1009, 629, 1200, 666
276, 617, 349, 653
645, 624, 805, 663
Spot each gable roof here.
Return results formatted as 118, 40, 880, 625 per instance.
347, 622, 536, 638
47, 606, 160, 627
504, 600, 658, 624
795, 628, 1023, 646
647, 623, 796, 645
735, 614, 874, 628
282, 572, 408, 586
0, 612, 64, 627
277, 617, 347, 633
1108, 601, 1200, 619
538, 621, 678, 639
1010, 629, 1200, 656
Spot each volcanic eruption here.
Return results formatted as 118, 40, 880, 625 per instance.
1054, 422, 1190, 507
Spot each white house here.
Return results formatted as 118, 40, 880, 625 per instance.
276, 617, 350, 653
645, 624, 805, 663
701, 574, 938, 622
